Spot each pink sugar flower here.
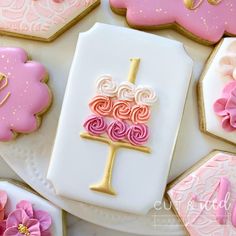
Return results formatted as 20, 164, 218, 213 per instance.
3, 200, 51, 236
214, 81, 236, 131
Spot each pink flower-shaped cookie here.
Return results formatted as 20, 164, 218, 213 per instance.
110, 0, 236, 44
0, 48, 51, 141
214, 81, 236, 131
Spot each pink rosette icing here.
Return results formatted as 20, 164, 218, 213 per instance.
213, 81, 236, 131
83, 115, 107, 136
130, 105, 151, 124
127, 124, 149, 146
0, 48, 51, 141
219, 53, 236, 80
107, 120, 127, 141
112, 100, 131, 120
89, 95, 113, 116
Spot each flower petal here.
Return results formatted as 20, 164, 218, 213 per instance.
213, 98, 228, 116
0, 220, 6, 235
6, 209, 29, 228
222, 115, 236, 131
41, 229, 52, 236
0, 210, 4, 221
16, 201, 33, 218
222, 81, 236, 97
0, 191, 7, 211
3, 226, 20, 236
26, 219, 40, 236
34, 210, 52, 231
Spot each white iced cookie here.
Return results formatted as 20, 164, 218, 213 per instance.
199, 38, 236, 145
47, 23, 193, 215
117, 81, 136, 101
96, 75, 117, 97
135, 86, 158, 106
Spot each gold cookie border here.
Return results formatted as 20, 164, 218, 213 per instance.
165, 150, 236, 236
197, 38, 236, 146
4, 50, 53, 142
0, 0, 100, 42
110, 6, 235, 46
0, 178, 67, 236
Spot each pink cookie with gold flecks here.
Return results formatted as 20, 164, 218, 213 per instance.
110, 0, 236, 45
0, 47, 51, 141
0, 0, 100, 41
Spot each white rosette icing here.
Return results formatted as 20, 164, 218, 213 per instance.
117, 81, 136, 101
134, 86, 157, 106
219, 53, 236, 80
96, 75, 117, 97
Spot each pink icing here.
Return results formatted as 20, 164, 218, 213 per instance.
89, 95, 113, 117
0, 48, 51, 141
112, 100, 131, 120
216, 177, 230, 224
127, 124, 149, 146
167, 153, 236, 235
231, 201, 236, 227
0, 0, 98, 41
107, 120, 127, 141
130, 105, 151, 124
83, 115, 107, 136
213, 81, 236, 131
109, 0, 236, 43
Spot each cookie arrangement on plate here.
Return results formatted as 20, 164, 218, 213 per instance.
0, 0, 236, 235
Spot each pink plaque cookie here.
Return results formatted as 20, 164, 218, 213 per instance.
110, 0, 236, 45
167, 150, 236, 235
0, 47, 51, 141
0, 0, 100, 41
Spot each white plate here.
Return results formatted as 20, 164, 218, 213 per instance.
0, 1, 236, 235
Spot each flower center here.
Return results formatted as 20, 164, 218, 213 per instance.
18, 224, 30, 235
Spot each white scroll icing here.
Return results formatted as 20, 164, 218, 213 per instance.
96, 75, 117, 97
117, 81, 136, 101
135, 86, 158, 106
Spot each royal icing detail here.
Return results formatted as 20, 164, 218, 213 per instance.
96, 75, 118, 97
110, 0, 236, 44
0, 0, 99, 41
81, 58, 156, 195
214, 81, 236, 131
0, 191, 52, 236
216, 177, 230, 224
167, 152, 236, 235
0, 48, 51, 142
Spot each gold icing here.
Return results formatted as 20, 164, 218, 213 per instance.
18, 224, 30, 236
80, 132, 151, 195
184, 0, 222, 9
128, 58, 140, 84
0, 73, 10, 107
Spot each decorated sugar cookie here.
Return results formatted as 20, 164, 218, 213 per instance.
0, 179, 65, 236
0, 0, 100, 41
110, 0, 236, 45
167, 150, 236, 235
47, 23, 193, 215
198, 38, 236, 145
0, 47, 51, 141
